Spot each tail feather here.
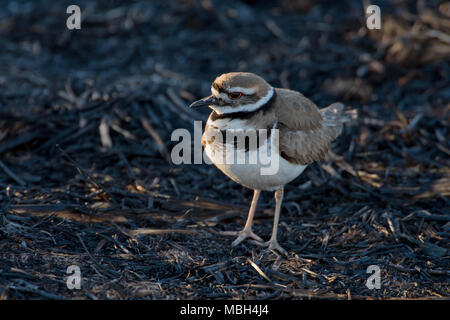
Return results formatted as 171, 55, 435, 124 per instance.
320, 102, 358, 123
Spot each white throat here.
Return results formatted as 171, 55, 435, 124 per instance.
211, 86, 274, 115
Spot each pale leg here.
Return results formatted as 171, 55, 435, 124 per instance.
264, 186, 287, 255
231, 189, 263, 246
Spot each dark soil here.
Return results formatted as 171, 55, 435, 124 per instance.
0, 0, 448, 299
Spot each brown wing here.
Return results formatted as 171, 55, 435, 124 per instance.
275, 88, 323, 131
276, 88, 344, 165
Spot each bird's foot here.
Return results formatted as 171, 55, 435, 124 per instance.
256, 238, 288, 256
232, 229, 264, 247
222, 229, 263, 247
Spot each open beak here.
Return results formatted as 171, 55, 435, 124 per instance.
189, 95, 217, 108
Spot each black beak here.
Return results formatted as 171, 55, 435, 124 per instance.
189, 95, 217, 108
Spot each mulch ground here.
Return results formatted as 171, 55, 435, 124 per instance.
0, 0, 448, 299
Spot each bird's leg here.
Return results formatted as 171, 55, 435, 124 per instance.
262, 186, 287, 255
231, 189, 263, 246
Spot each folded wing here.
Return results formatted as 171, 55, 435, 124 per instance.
276, 88, 347, 165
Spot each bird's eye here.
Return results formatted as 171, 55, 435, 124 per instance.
228, 92, 242, 100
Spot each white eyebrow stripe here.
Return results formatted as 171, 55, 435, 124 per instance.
211, 87, 228, 100
228, 87, 255, 95
211, 86, 255, 96
211, 87, 219, 96
211, 86, 274, 115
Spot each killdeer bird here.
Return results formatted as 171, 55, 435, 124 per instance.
190, 72, 354, 254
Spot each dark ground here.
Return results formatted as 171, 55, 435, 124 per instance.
0, 0, 449, 300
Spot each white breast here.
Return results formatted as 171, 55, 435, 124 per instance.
204, 119, 307, 191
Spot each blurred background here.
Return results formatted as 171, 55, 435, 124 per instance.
0, 0, 448, 299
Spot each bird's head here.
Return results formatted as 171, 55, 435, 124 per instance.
189, 72, 274, 115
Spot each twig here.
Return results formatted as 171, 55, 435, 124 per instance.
128, 228, 197, 236
141, 118, 170, 161
9, 285, 67, 300
0, 160, 26, 186
247, 258, 271, 282
76, 233, 120, 279
57, 145, 118, 205
166, 87, 204, 120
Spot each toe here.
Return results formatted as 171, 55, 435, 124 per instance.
249, 232, 263, 242
266, 240, 288, 256
231, 234, 246, 247
231, 229, 263, 247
